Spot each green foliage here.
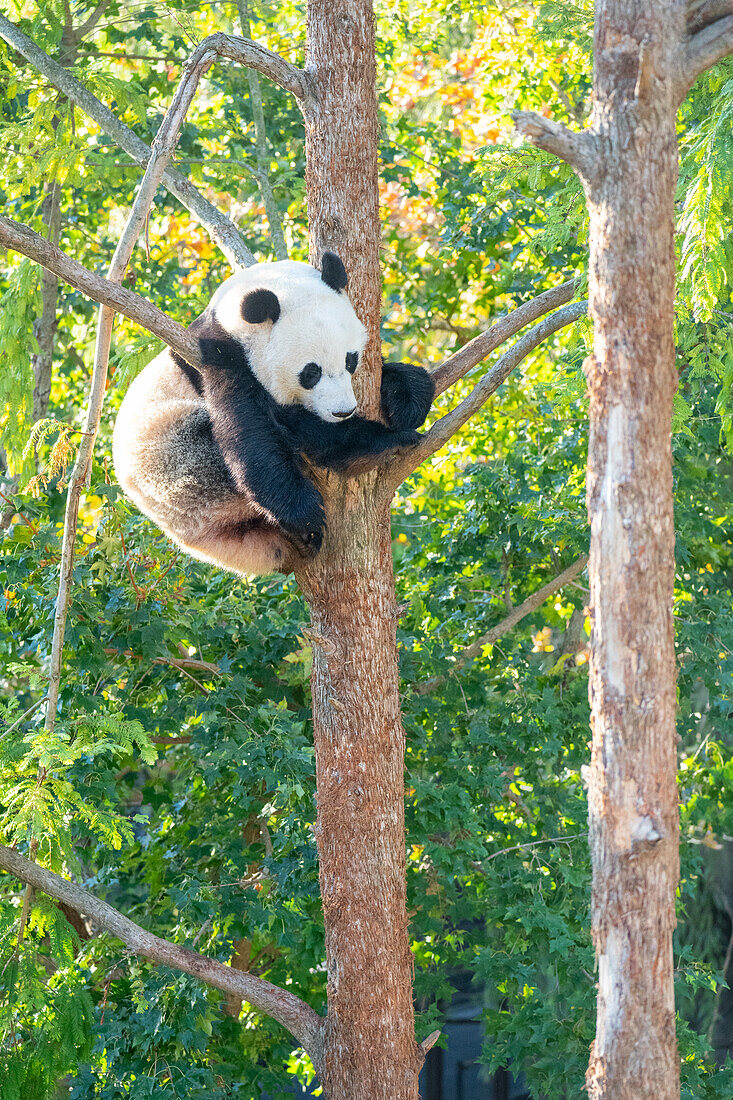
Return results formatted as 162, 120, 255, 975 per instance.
678, 65, 733, 324
0, 260, 39, 478
0, 2, 732, 1098
0, 705, 156, 855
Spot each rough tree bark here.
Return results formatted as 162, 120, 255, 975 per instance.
584, 8, 682, 1096
583, 9, 681, 1094
515, 2, 733, 1097
296, 2, 422, 1095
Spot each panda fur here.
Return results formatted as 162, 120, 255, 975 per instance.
112, 252, 434, 577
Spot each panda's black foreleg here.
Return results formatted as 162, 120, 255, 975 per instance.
290, 409, 422, 468
202, 372, 325, 556
380, 361, 435, 431
308, 416, 421, 470
272, 404, 421, 471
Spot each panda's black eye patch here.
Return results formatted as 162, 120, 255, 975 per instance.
299, 362, 322, 389
345, 352, 358, 374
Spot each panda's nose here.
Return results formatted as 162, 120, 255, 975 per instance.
333, 406, 357, 419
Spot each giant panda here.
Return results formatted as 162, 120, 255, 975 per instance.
112, 252, 434, 577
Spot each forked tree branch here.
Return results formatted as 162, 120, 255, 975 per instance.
682, 12, 733, 93
0, 17, 306, 268
0, 215, 199, 365
430, 279, 578, 396
414, 554, 589, 695
0, 844, 323, 1060
385, 300, 587, 486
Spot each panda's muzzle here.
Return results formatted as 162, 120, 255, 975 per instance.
333, 406, 357, 420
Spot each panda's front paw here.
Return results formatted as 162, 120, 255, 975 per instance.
392, 429, 422, 448
381, 362, 435, 430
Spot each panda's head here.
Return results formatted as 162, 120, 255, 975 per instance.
205, 252, 367, 423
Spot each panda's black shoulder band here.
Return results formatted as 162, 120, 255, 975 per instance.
321, 251, 348, 293
171, 351, 204, 395
242, 288, 281, 324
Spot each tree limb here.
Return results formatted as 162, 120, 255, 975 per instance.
0, 844, 323, 1060
74, 0, 110, 41
0, 15, 259, 268
430, 279, 578, 396
687, 0, 733, 35
511, 111, 598, 179
237, 0, 289, 259
384, 300, 587, 486
681, 13, 733, 93
0, 214, 199, 366
414, 555, 588, 695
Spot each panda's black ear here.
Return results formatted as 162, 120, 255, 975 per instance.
321, 251, 348, 293
242, 288, 281, 324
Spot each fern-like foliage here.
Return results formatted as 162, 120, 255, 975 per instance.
0, 704, 157, 862
0, 261, 40, 479
21, 418, 78, 496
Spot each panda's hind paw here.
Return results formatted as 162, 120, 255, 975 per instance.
283, 525, 323, 559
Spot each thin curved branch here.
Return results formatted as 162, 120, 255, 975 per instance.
0, 214, 199, 366
0, 844, 323, 1060
681, 13, 733, 94
0, 15, 278, 269
511, 111, 598, 180
209, 32, 309, 99
44, 35, 218, 730
237, 0, 289, 259
384, 300, 587, 486
414, 555, 589, 696
430, 279, 578, 396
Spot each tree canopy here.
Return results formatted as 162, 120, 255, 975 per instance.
0, 2, 732, 1097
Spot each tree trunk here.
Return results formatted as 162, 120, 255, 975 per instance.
298, 2, 422, 1096
584, 3, 682, 1096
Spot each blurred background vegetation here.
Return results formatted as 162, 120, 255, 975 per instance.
0, 1, 732, 1097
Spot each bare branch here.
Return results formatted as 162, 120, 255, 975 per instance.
511, 111, 597, 178
431, 279, 578, 396
0, 14, 255, 269
237, 0, 289, 259
414, 555, 588, 695
75, 0, 110, 40
210, 32, 309, 98
420, 1030, 441, 1054
0, 843, 323, 1060
0, 214, 199, 366
385, 300, 587, 485
682, 13, 733, 93
481, 833, 585, 864
687, 0, 733, 35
